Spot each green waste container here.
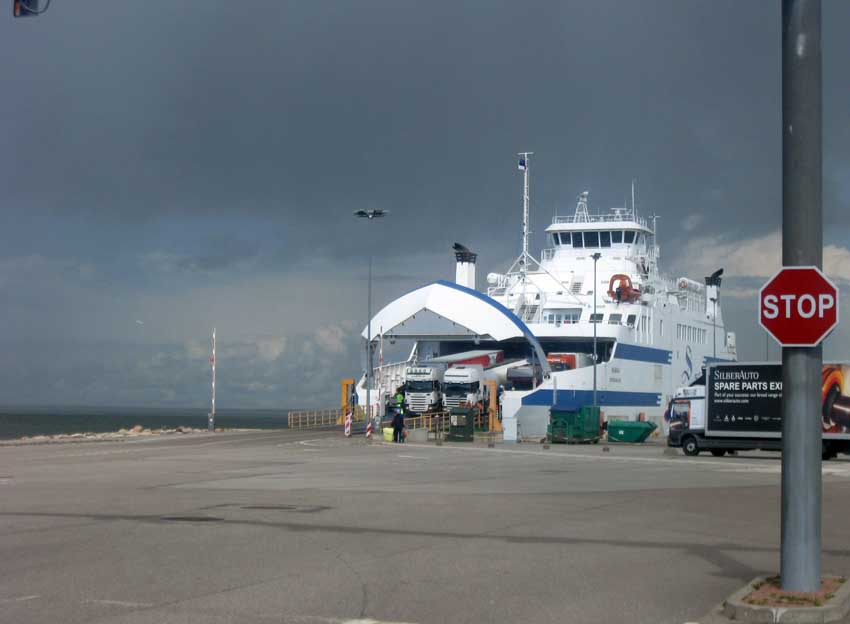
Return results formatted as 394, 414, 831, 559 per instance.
447, 407, 475, 442
548, 405, 601, 443
606, 419, 657, 443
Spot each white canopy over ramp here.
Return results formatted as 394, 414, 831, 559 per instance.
361, 280, 550, 376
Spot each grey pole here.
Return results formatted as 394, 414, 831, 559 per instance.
781, 0, 822, 592
592, 252, 601, 408
367, 252, 372, 431
354, 209, 388, 434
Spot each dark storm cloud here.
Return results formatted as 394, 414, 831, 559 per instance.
2, 1, 849, 406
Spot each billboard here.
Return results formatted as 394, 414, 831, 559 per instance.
706, 363, 850, 439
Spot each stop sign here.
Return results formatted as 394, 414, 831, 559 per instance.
759, 266, 839, 347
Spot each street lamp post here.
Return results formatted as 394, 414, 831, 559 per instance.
354, 209, 388, 434
591, 252, 601, 408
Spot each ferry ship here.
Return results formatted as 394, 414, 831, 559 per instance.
356, 155, 736, 437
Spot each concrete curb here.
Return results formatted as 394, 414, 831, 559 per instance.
721, 576, 850, 623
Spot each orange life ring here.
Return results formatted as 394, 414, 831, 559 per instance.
608, 274, 641, 303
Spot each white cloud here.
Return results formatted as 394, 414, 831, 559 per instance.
672, 230, 850, 285
314, 324, 348, 354
256, 336, 287, 361
681, 213, 704, 233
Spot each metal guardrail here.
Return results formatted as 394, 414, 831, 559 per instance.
287, 406, 376, 430
287, 409, 344, 430
403, 411, 448, 431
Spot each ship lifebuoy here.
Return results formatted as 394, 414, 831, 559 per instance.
607, 274, 641, 303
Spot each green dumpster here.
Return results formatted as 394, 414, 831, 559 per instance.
606, 419, 658, 443
447, 407, 475, 442
548, 405, 601, 443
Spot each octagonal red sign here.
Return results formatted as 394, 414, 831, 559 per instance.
759, 266, 839, 347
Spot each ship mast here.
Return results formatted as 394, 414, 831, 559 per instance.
520, 151, 533, 274
509, 152, 539, 280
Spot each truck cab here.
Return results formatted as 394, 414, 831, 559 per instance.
666, 385, 707, 455
404, 366, 444, 415
443, 365, 487, 410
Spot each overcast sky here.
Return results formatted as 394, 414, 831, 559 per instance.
2, 1, 849, 408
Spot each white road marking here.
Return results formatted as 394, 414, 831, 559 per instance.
341, 619, 417, 624
0, 595, 40, 603
298, 440, 328, 448
397, 455, 427, 459
84, 599, 154, 607
396, 441, 850, 477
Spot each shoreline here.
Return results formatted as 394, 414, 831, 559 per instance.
0, 425, 274, 446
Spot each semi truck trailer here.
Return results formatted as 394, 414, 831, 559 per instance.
667, 362, 850, 459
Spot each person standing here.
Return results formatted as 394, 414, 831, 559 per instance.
391, 408, 405, 443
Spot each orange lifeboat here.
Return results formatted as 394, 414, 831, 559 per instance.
607, 274, 641, 303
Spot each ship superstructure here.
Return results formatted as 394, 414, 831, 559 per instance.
355, 155, 736, 437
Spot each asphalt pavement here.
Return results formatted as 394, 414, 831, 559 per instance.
2, 430, 850, 624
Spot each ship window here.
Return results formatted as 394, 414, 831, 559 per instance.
584, 231, 600, 247
626, 314, 637, 327
551, 234, 559, 246
636, 233, 645, 247
560, 232, 572, 245
611, 231, 623, 244
572, 232, 584, 248
600, 231, 611, 247
624, 231, 636, 244
608, 313, 622, 325
589, 313, 603, 323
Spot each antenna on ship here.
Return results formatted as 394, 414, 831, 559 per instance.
631, 178, 637, 218
574, 191, 590, 222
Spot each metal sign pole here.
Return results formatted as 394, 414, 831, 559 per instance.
781, 0, 822, 592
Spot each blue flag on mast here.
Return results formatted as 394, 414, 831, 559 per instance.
518, 157, 526, 171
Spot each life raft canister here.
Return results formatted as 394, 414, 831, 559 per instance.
607, 274, 641, 303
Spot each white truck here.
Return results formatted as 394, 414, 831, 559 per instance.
403, 365, 445, 415
442, 364, 497, 410
667, 362, 850, 459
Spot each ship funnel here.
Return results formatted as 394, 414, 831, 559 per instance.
453, 243, 477, 289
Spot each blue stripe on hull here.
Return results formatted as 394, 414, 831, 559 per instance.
613, 343, 672, 364
521, 389, 662, 408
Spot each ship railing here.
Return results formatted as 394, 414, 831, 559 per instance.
552, 213, 648, 227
